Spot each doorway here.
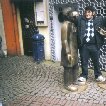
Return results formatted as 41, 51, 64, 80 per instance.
19, 1, 37, 56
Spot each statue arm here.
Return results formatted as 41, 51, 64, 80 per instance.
61, 40, 71, 63
61, 22, 70, 53
61, 22, 71, 63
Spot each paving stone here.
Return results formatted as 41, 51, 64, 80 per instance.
64, 100, 71, 106
0, 56, 106, 106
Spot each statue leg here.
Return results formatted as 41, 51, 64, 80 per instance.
63, 67, 73, 87
71, 64, 78, 84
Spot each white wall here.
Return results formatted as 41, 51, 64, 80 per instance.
53, 9, 62, 61
0, 3, 7, 55
17, 8, 24, 55
0, 4, 7, 55
38, 27, 51, 60
35, 0, 51, 60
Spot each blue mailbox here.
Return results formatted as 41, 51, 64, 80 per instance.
32, 33, 45, 63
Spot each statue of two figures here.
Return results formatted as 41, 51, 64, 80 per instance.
59, 7, 106, 92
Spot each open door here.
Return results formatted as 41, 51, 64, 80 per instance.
19, 1, 37, 56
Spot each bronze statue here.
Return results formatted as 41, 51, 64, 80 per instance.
59, 7, 79, 91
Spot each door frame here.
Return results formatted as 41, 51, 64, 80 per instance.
1, 0, 21, 55
19, 1, 35, 56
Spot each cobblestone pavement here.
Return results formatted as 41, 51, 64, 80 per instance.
0, 56, 106, 106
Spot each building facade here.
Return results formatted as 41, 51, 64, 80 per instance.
0, 0, 106, 70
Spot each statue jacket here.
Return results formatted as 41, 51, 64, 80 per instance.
61, 21, 78, 67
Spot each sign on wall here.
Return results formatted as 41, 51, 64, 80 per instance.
35, 0, 48, 26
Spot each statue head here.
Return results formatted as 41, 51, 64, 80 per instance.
58, 7, 79, 22
63, 7, 79, 17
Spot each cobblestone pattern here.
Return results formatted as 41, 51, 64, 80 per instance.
0, 56, 106, 106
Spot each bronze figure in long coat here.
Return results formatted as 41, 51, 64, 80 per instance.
59, 8, 79, 90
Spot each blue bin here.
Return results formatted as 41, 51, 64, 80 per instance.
32, 33, 45, 63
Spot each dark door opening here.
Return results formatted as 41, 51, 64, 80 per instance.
19, 1, 37, 56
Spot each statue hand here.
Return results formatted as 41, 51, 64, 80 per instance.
67, 54, 72, 63
72, 11, 79, 17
